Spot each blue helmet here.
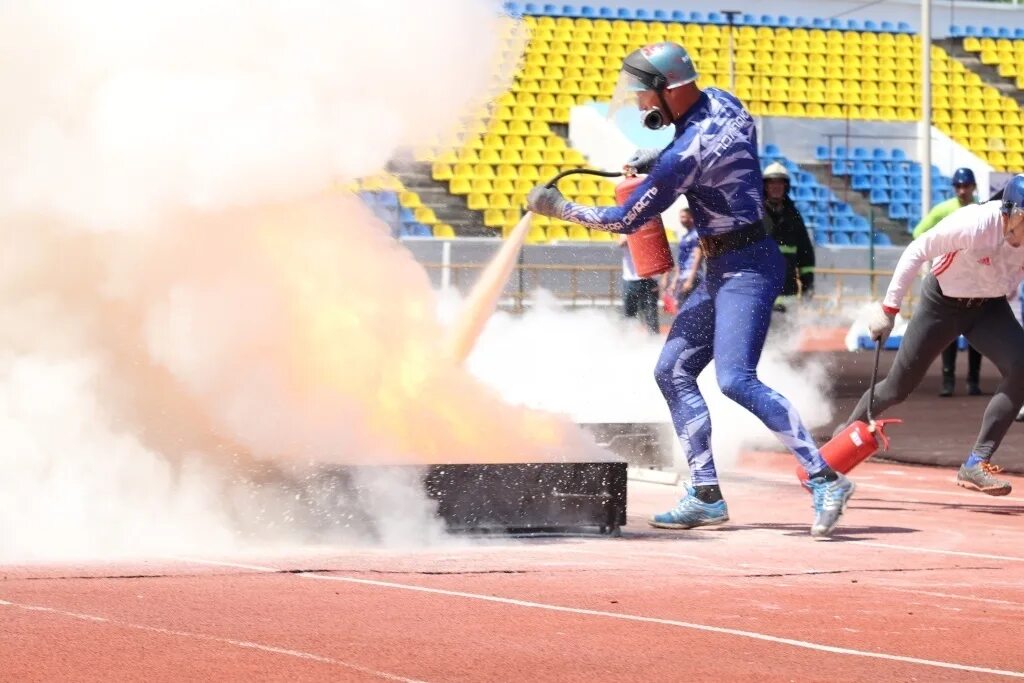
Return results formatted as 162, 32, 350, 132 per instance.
1000, 174, 1024, 216
612, 43, 699, 130
951, 168, 976, 186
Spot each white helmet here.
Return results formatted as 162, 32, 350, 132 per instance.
763, 162, 790, 181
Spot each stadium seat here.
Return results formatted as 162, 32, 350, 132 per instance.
852, 233, 871, 245
832, 232, 852, 245
873, 232, 893, 246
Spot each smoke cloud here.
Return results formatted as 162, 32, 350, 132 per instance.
0, 1, 612, 563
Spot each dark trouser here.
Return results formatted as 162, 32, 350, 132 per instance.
623, 278, 659, 334
844, 275, 1024, 458
941, 340, 982, 384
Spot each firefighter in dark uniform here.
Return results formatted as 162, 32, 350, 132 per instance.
762, 163, 815, 306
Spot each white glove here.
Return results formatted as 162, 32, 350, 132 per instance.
867, 304, 897, 342
624, 148, 661, 174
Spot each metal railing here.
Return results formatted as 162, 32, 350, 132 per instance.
422, 262, 916, 316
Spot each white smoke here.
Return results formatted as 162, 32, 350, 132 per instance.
463, 291, 835, 472
0, 1, 548, 563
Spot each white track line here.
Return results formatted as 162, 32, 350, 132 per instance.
176, 557, 1024, 679
742, 471, 1023, 502
878, 588, 1024, 610
0, 597, 425, 683
859, 542, 1024, 563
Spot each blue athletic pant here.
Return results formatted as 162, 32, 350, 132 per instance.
654, 237, 828, 486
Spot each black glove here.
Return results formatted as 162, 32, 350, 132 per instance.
624, 148, 661, 174
526, 185, 567, 218
799, 272, 815, 298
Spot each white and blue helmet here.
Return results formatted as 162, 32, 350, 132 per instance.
1000, 174, 1024, 217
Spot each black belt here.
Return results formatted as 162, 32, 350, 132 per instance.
942, 295, 994, 309
698, 221, 766, 259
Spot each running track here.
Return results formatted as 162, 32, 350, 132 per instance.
3, 453, 1023, 682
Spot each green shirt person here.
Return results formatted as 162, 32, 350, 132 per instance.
911, 167, 984, 397
911, 167, 978, 238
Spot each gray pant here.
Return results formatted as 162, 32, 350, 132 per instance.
845, 274, 1024, 457
623, 278, 659, 335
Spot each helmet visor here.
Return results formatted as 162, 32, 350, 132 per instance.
607, 69, 653, 128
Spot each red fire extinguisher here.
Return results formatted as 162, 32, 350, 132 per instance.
797, 344, 901, 489
615, 174, 674, 279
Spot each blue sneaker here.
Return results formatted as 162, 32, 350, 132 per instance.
807, 473, 856, 538
649, 487, 729, 529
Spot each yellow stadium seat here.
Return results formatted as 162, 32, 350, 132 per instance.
526, 226, 547, 244
467, 193, 488, 210
567, 225, 590, 241
433, 224, 456, 239
450, 178, 471, 195
432, 163, 453, 181
483, 209, 504, 228
546, 224, 569, 242
400, 191, 422, 209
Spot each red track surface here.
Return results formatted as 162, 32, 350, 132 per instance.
4, 454, 1024, 682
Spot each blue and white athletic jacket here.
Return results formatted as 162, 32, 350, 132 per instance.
559, 88, 765, 237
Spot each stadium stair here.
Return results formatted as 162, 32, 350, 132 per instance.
388, 158, 494, 237
937, 37, 1024, 108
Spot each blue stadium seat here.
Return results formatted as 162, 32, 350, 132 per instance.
764, 143, 782, 157
795, 16, 810, 27
616, 7, 634, 19
815, 145, 830, 161
891, 176, 909, 190
794, 186, 815, 201
910, 188, 922, 203
377, 191, 399, 207
707, 11, 723, 23
850, 216, 871, 233
835, 203, 855, 217
889, 203, 909, 220
832, 232, 852, 245
873, 232, 893, 246
870, 175, 890, 190
652, 9, 670, 20
541, 3, 560, 15
783, 159, 800, 173
898, 22, 912, 33
778, 15, 792, 27
834, 216, 852, 231
760, 14, 775, 26
891, 189, 910, 203
815, 186, 831, 200
950, 25, 964, 37
869, 161, 889, 175
682, 10, 699, 22
872, 148, 888, 160
411, 222, 433, 237
964, 26, 978, 37
1015, 28, 1024, 39
980, 26, 996, 38
399, 206, 415, 222
829, 18, 843, 29
579, 5, 595, 16
634, 8, 651, 19
909, 176, 922, 189
814, 230, 830, 245
832, 160, 850, 176
846, 19, 862, 31
852, 147, 869, 160
998, 27, 1012, 38
863, 20, 879, 32
832, 146, 848, 160
852, 233, 871, 246
797, 201, 813, 215
598, 6, 614, 17
523, 2, 539, 13
870, 188, 891, 204
502, 1, 521, 16
891, 148, 908, 161
881, 21, 895, 32
851, 174, 871, 191
812, 17, 828, 29
742, 13, 758, 25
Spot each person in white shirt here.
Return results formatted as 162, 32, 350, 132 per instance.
843, 173, 1024, 496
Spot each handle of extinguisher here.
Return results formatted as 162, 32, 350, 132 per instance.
544, 168, 624, 189
867, 342, 882, 427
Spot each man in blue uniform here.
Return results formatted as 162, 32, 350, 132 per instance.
527, 42, 854, 538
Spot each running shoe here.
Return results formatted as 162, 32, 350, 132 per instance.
807, 473, 856, 538
649, 487, 729, 529
957, 462, 1012, 496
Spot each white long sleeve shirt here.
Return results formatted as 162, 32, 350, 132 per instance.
884, 201, 1024, 310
